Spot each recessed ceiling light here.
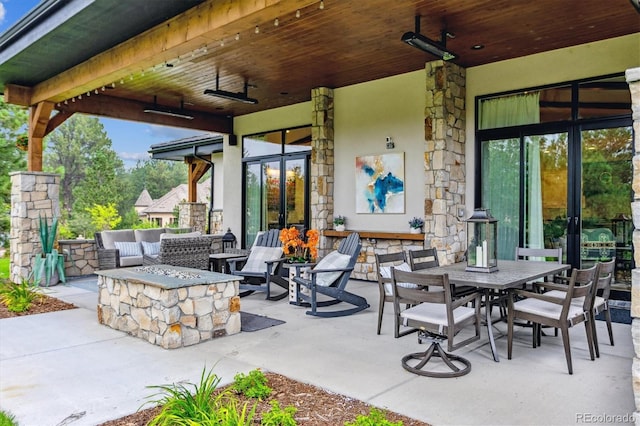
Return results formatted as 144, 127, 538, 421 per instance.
471, 44, 484, 50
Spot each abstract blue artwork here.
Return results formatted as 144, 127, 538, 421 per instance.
355, 152, 405, 213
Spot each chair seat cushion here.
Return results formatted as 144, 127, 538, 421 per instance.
400, 302, 476, 327
114, 241, 143, 257
240, 246, 284, 273
513, 298, 586, 322
379, 262, 418, 294
314, 250, 352, 287
120, 255, 143, 267
543, 290, 604, 310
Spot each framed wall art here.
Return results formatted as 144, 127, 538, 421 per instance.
355, 152, 405, 214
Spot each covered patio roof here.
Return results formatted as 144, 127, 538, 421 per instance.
1, 0, 638, 129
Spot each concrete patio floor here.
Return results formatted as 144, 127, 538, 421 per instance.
0, 275, 635, 426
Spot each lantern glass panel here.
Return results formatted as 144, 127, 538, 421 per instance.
466, 209, 498, 272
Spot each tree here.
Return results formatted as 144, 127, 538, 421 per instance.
0, 100, 28, 247
44, 115, 114, 214
72, 148, 126, 213
122, 159, 188, 208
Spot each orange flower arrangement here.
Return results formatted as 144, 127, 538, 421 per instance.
280, 227, 319, 262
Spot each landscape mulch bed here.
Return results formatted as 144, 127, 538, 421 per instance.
1, 293, 431, 426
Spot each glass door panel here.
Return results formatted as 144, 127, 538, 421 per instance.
524, 133, 568, 262
284, 158, 306, 230
481, 138, 520, 260
580, 126, 633, 288
264, 161, 281, 230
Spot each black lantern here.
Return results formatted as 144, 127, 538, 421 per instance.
465, 209, 498, 273
222, 228, 237, 252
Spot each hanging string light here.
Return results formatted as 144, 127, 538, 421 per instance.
319, 1, 324, 10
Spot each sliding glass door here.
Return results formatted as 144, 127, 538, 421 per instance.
243, 155, 309, 247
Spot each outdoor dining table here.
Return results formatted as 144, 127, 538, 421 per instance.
413, 259, 571, 362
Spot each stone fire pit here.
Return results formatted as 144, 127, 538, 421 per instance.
96, 265, 241, 349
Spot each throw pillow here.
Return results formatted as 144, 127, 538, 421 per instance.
379, 262, 418, 295
314, 251, 352, 287
141, 241, 160, 256
114, 241, 142, 257
241, 246, 284, 273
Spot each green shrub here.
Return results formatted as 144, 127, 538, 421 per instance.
0, 278, 41, 312
261, 400, 297, 426
0, 258, 9, 280
233, 369, 272, 400
0, 410, 18, 426
145, 367, 256, 426
344, 408, 403, 426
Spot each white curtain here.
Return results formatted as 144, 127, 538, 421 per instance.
479, 92, 542, 257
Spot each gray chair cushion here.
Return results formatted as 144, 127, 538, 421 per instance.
119, 255, 143, 267
101, 230, 135, 249
134, 228, 166, 242
160, 231, 202, 239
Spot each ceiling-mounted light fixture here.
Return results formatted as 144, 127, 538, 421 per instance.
144, 96, 194, 120
401, 15, 457, 61
204, 74, 258, 104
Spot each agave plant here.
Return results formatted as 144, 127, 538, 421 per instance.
33, 214, 66, 287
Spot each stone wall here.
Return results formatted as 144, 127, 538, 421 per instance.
210, 209, 223, 234
423, 61, 466, 265
58, 239, 98, 277
626, 67, 640, 420
178, 202, 207, 233
96, 267, 240, 349
9, 172, 60, 283
310, 87, 335, 259
355, 238, 424, 281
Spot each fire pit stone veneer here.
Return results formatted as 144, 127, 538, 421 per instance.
96, 265, 241, 349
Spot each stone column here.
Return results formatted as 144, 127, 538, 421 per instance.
10, 172, 60, 283
178, 202, 206, 233
423, 61, 466, 265
626, 67, 640, 419
311, 87, 335, 258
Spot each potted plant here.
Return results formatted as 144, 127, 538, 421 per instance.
33, 214, 66, 287
408, 217, 424, 234
333, 215, 346, 232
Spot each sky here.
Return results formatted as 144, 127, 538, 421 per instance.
0, 0, 204, 167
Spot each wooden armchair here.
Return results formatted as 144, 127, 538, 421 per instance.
291, 232, 369, 317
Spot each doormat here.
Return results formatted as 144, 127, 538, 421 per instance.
240, 311, 285, 332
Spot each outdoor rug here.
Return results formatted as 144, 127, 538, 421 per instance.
240, 311, 286, 332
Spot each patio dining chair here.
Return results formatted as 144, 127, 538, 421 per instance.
375, 251, 422, 337
393, 268, 482, 378
408, 248, 477, 299
507, 264, 598, 374
540, 258, 615, 358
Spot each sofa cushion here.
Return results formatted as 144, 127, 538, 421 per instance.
114, 241, 143, 257
120, 255, 144, 267
160, 231, 202, 239
141, 241, 161, 256
134, 228, 166, 243
101, 230, 136, 249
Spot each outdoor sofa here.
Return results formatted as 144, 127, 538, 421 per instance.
94, 227, 199, 269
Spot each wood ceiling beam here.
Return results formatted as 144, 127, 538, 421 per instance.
27, 101, 55, 172
56, 94, 233, 134
28, 0, 319, 106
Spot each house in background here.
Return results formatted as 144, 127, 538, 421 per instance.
136, 182, 211, 228
134, 189, 153, 216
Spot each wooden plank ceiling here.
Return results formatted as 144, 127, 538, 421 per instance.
6, 0, 640, 132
